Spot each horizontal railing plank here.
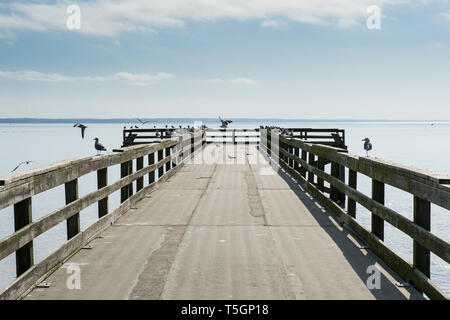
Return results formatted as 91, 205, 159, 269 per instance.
279, 135, 450, 210
0, 131, 204, 210
0, 147, 189, 260
279, 147, 450, 264
0, 136, 206, 300
268, 146, 448, 300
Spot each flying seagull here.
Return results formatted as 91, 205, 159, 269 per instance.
11, 160, 40, 172
93, 138, 107, 155
362, 138, 372, 156
73, 123, 87, 139
219, 116, 232, 129
136, 118, 157, 125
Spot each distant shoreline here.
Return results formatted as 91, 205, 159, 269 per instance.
0, 118, 449, 124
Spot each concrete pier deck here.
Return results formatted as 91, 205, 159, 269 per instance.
25, 144, 424, 300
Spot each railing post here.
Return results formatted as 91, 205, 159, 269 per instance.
339, 165, 346, 205
158, 148, 164, 179
317, 157, 325, 192
121, 162, 130, 203
14, 198, 33, 276
165, 146, 171, 172
293, 147, 300, 172
127, 160, 133, 198
330, 162, 340, 203
372, 179, 385, 240
267, 130, 271, 156
191, 134, 195, 154
65, 179, 80, 240
300, 150, 307, 178
413, 196, 431, 278
148, 152, 155, 184
348, 169, 357, 218
307, 152, 315, 183
136, 157, 144, 192
97, 168, 108, 218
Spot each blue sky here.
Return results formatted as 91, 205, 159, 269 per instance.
0, 0, 450, 119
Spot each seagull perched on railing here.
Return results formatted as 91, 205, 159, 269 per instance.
219, 116, 232, 129
73, 123, 87, 139
93, 138, 107, 155
362, 138, 372, 156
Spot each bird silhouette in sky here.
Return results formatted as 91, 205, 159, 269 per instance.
73, 123, 87, 139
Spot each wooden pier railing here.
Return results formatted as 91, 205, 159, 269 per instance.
0, 130, 206, 300
123, 127, 345, 147
260, 129, 450, 300
206, 129, 260, 144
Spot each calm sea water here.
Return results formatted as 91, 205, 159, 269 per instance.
0, 120, 449, 296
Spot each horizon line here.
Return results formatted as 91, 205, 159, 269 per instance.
0, 117, 449, 122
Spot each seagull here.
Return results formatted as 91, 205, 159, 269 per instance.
93, 138, 107, 155
362, 138, 372, 156
219, 116, 232, 129
136, 118, 157, 125
11, 160, 40, 172
155, 130, 160, 138
73, 123, 87, 139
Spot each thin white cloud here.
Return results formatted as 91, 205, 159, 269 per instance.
441, 12, 450, 21
0, 70, 173, 86
260, 19, 287, 28
207, 77, 257, 85
113, 72, 173, 86
0, 70, 74, 82
0, 0, 414, 37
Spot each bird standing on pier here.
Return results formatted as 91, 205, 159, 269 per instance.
362, 138, 372, 156
219, 116, 232, 129
93, 138, 107, 155
73, 123, 87, 139
11, 160, 39, 172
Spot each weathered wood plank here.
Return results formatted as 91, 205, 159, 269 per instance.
97, 168, 108, 218
348, 169, 357, 218
414, 196, 431, 278
65, 179, 79, 240
14, 198, 33, 277
0, 142, 206, 300
278, 147, 450, 265
0, 151, 180, 262
136, 157, 144, 192
157, 148, 164, 179
372, 179, 385, 241
120, 162, 130, 203
279, 135, 450, 210
271, 150, 448, 300
148, 153, 155, 184
0, 135, 203, 211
